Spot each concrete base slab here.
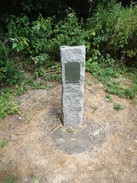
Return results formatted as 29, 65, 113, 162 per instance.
52, 125, 93, 154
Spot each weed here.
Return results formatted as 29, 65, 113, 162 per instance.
106, 94, 124, 111
106, 84, 136, 100
0, 89, 21, 118
9, 159, 14, 165
32, 82, 40, 90
66, 127, 73, 133
34, 179, 39, 183
114, 104, 124, 111
106, 94, 113, 103
25, 116, 30, 124
86, 58, 136, 100
1, 140, 6, 148
17, 99, 22, 105
94, 106, 98, 110
4, 175, 17, 183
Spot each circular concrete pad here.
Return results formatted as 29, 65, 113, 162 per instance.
52, 125, 93, 154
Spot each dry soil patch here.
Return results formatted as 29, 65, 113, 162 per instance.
0, 73, 137, 183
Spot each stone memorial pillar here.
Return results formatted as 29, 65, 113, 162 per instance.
60, 45, 86, 127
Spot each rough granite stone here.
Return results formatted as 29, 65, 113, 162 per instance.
60, 45, 86, 127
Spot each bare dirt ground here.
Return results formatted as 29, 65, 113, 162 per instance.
0, 73, 137, 183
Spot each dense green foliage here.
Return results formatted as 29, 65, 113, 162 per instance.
86, 2, 137, 65
0, 10, 85, 86
0, 0, 137, 118
8, 12, 85, 58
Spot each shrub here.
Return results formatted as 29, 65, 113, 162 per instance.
7, 11, 85, 65
86, 1, 137, 66
0, 41, 20, 85
50, 11, 85, 60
